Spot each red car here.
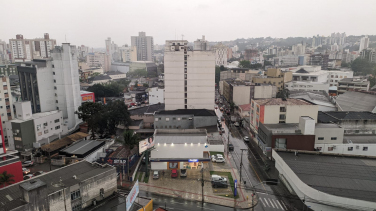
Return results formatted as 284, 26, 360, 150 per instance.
171, 169, 178, 178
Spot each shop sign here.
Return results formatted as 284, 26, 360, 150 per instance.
188, 159, 198, 162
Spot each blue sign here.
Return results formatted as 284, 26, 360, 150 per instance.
188, 159, 198, 162
234, 179, 237, 196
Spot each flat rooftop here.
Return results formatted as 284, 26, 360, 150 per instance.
318, 111, 376, 123
154, 129, 207, 144
253, 98, 313, 106
129, 103, 165, 115
276, 150, 376, 203
60, 140, 105, 155
0, 161, 115, 211
156, 109, 216, 116
336, 91, 376, 112
343, 135, 376, 144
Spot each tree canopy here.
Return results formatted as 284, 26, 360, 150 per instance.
127, 69, 148, 78
76, 101, 131, 138
238, 60, 263, 69
0, 171, 15, 187
87, 79, 130, 98
351, 58, 376, 75
116, 130, 140, 150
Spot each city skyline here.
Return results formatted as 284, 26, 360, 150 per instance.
1, 0, 376, 47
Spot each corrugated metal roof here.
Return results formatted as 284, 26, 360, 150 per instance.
336, 91, 376, 112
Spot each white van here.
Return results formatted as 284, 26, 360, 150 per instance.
211, 174, 227, 182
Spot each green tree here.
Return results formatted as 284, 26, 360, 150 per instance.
220, 65, 225, 71
264, 60, 273, 66
76, 102, 104, 138
276, 88, 290, 99
351, 58, 376, 75
239, 60, 251, 68
0, 171, 15, 187
157, 64, 164, 74
127, 69, 147, 78
341, 62, 350, 68
105, 100, 131, 136
116, 130, 140, 150
143, 83, 149, 87
229, 102, 235, 113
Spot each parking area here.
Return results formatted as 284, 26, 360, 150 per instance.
22, 160, 61, 179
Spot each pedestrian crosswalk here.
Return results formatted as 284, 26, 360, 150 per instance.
259, 197, 288, 210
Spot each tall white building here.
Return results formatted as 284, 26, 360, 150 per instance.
359, 36, 369, 52
193, 36, 208, 51
0, 76, 15, 122
0, 40, 10, 64
131, 32, 154, 61
119, 45, 137, 62
213, 42, 228, 66
164, 40, 215, 110
18, 43, 82, 130
9, 34, 56, 63
285, 66, 329, 92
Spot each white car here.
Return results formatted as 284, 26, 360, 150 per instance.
214, 157, 225, 163
211, 154, 223, 160
22, 168, 30, 175
234, 122, 240, 127
243, 136, 250, 142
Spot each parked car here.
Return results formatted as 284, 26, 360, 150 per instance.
153, 171, 159, 179
211, 154, 223, 160
211, 174, 227, 182
23, 174, 33, 180
228, 144, 234, 151
212, 156, 225, 163
234, 122, 240, 127
33, 171, 44, 176
180, 169, 187, 177
171, 169, 178, 178
22, 160, 34, 167
243, 136, 250, 142
22, 168, 30, 175
212, 180, 228, 188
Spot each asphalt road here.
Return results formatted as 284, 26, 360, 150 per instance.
215, 107, 296, 211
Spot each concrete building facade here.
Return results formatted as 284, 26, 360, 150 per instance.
18, 44, 82, 130
337, 78, 370, 94
148, 87, 164, 105
327, 69, 353, 87
131, 32, 154, 61
164, 40, 215, 110
9, 34, 56, 63
213, 42, 228, 66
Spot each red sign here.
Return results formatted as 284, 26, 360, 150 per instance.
81, 92, 95, 103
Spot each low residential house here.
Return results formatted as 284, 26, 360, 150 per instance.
335, 91, 376, 112
252, 68, 292, 91
106, 71, 127, 80
129, 103, 165, 128
6, 101, 67, 151
250, 98, 319, 137
318, 111, 376, 135
237, 104, 251, 119
0, 161, 117, 211
257, 117, 316, 158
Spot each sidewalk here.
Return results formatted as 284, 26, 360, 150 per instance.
119, 163, 258, 209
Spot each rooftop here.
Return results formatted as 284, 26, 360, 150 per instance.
339, 78, 369, 85
106, 71, 125, 75
275, 150, 376, 203
41, 132, 89, 152
336, 91, 376, 112
318, 111, 376, 123
154, 129, 207, 144
92, 74, 112, 81
0, 161, 115, 211
238, 104, 251, 112
262, 123, 300, 134
343, 135, 376, 144
129, 104, 165, 116
253, 98, 314, 106
156, 109, 216, 116
289, 90, 333, 105
60, 140, 105, 156
315, 123, 342, 129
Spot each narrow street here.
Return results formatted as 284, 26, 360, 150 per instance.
215, 91, 305, 211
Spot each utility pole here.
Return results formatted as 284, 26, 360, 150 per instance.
227, 131, 230, 156
201, 168, 204, 206
127, 155, 130, 180
240, 149, 247, 185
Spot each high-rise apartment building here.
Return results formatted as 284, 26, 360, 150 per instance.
131, 32, 154, 61
9, 33, 56, 63
164, 40, 215, 110
359, 36, 370, 52
0, 40, 10, 65
213, 42, 228, 66
119, 45, 137, 62
18, 43, 81, 130
86, 52, 106, 68
193, 36, 208, 51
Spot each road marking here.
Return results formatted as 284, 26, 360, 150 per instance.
276, 200, 285, 210
271, 199, 279, 209
260, 198, 266, 207
280, 201, 288, 210
263, 198, 270, 207
268, 198, 275, 208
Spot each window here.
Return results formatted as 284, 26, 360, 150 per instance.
279, 114, 286, 120
328, 147, 333, 151
54, 86, 57, 90
56, 100, 58, 103
44, 130, 49, 134
56, 107, 59, 110
14, 137, 22, 141
71, 189, 81, 200
275, 138, 286, 149
280, 107, 286, 112
355, 130, 360, 134
55, 126, 60, 130
55, 119, 59, 123
318, 137, 324, 140
72, 204, 81, 211
331, 137, 337, 140
182, 117, 187, 120
188, 118, 193, 120
54, 79, 56, 83
363, 147, 368, 151
43, 122, 48, 126
52, 65, 55, 68
172, 117, 176, 120
348, 147, 353, 151
53, 72, 55, 75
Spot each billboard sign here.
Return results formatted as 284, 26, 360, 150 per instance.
81, 91, 95, 103
126, 180, 139, 211
138, 136, 154, 154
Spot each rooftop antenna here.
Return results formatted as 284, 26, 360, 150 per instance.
181, 34, 184, 40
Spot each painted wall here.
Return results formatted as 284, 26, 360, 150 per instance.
0, 161, 23, 186
148, 87, 164, 105
151, 143, 206, 159
233, 86, 250, 105
315, 143, 376, 156
315, 126, 344, 144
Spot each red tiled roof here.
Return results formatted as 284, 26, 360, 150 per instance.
238, 104, 251, 111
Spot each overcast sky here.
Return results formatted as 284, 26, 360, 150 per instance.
1, 0, 376, 48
